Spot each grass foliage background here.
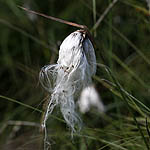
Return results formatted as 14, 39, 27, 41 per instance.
0, 0, 150, 149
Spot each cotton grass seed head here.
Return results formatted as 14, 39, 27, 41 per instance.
78, 85, 105, 114
39, 30, 96, 136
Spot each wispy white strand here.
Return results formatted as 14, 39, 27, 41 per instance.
39, 64, 58, 93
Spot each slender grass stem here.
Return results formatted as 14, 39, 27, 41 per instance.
103, 66, 150, 150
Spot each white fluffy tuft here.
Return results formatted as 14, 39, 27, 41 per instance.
39, 30, 96, 148
78, 85, 105, 113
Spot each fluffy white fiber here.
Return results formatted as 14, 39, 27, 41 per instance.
39, 30, 96, 136
78, 85, 105, 113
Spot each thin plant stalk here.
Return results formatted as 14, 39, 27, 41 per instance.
98, 64, 150, 150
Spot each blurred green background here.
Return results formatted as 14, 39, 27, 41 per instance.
0, 0, 150, 149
